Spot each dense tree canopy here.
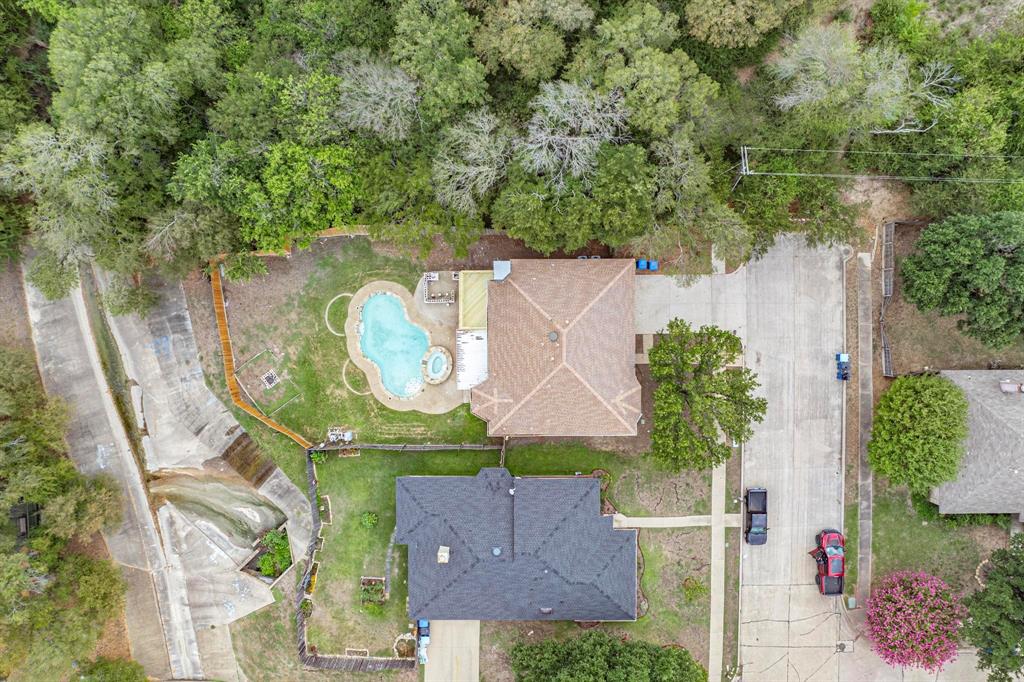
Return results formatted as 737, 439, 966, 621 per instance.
3, 0, 1017, 309
648, 319, 767, 471
901, 212, 1024, 348
868, 375, 968, 493
0, 348, 127, 679
509, 630, 707, 682
963, 534, 1024, 682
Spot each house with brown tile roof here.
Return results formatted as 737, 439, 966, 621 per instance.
470, 259, 641, 437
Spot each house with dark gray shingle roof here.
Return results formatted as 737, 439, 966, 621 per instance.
395, 468, 637, 621
930, 370, 1024, 520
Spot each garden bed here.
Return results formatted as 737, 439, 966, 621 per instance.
242, 527, 293, 581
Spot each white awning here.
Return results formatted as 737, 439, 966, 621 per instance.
456, 330, 488, 390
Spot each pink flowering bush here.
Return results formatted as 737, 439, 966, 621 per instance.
866, 571, 966, 672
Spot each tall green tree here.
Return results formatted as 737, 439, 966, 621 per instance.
649, 319, 766, 471
868, 375, 968, 493
901, 212, 1024, 348
685, 0, 802, 48
0, 349, 129, 679
392, 0, 488, 123
963, 534, 1024, 682
568, 1, 717, 138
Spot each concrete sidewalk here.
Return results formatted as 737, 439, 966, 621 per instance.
23, 279, 202, 679
613, 513, 741, 528
708, 462, 727, 682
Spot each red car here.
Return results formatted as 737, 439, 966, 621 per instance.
812, 529, 845, 596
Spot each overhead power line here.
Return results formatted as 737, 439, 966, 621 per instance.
737, 145, 1024, 185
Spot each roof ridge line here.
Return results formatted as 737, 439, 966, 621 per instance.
563, 362, 633, 432
508, 275, 563, 332
531, 484, 595, 554
490, 362, 566, 432
563, 260, 632, 332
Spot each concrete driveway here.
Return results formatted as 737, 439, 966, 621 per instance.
424, 620, 480, 682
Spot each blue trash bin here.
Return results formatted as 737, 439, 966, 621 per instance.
649, 260, 659, 271
637, 259, 648, 270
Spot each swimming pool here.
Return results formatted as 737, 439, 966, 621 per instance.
358, 293, 429, 398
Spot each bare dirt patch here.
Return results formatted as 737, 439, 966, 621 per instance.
0, 261, 32, 351
841, 178, 914, 248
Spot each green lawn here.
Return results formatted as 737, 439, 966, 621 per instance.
307, 449, 501, 655
308, 443, 712, 657
844, 500, 858, 599
871, 480, 1005, 592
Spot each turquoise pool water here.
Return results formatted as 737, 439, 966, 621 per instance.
359, 293, 429, 398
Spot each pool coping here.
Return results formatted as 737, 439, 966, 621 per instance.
344, 280, 464, 415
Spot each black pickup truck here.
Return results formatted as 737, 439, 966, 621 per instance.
744, 488, 768, 545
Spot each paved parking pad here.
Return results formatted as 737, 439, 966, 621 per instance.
424, 620, 480, 682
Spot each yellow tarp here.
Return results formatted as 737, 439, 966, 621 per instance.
458, 271, 490, 329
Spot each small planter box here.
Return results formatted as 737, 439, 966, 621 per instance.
243, 526, 293, 580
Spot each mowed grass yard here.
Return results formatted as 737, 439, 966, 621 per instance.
307, 443, 713, 665
871, 479, 1008, 594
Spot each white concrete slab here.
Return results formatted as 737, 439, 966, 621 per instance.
424, 620, 480, 682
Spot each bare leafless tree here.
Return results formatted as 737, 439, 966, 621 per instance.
519, 80, 628, 190
432, 108, 515, 216
331, 54, 421, 142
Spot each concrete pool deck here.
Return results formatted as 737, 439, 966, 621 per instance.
344, 279, 467, 414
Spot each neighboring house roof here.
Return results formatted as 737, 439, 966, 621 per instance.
470, 259, 641, 437
395, 468, 637, 622
930, 370, 1024, 519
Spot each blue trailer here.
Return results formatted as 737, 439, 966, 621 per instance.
416, 619, 430, 664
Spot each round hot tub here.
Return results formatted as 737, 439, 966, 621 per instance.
421, 346, 452, 385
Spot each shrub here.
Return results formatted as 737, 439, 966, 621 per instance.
257, 529, 291, 577
910, 492, 1010, 530
300, 599, 314, 617
866, 571, 965, 672
868, 375, 967, 493
682, 576, 709, 604
360, 511, 379, 529
80, 657, 147, 682
310, 450, 328, 465
510, 630, 705, 681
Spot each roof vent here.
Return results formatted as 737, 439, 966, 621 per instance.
999, 380, 1024, 394
539, 607, 553, 615
491, 546, 502, 557
509, 487, 515, 496
437, 545, 450, 564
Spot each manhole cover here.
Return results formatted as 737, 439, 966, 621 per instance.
261, 370, 280, 389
